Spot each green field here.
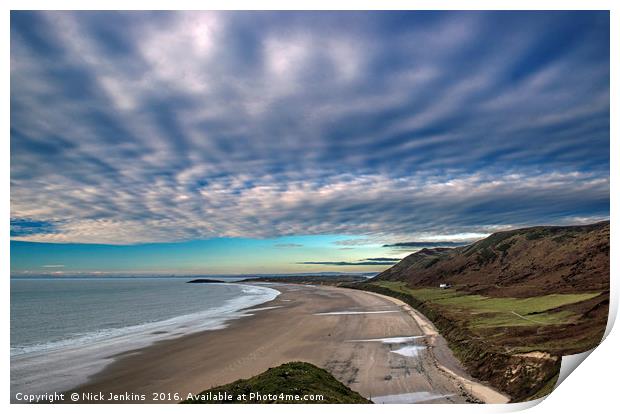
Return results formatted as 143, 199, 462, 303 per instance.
370, 281, 600, 329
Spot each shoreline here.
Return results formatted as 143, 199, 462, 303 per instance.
10, 282, 280, 401
59, 283, 507, 404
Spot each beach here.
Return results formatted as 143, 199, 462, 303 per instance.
10, 278, 280, 400
66, 283, 509, 404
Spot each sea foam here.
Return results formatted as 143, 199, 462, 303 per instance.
11, 282, 279, 400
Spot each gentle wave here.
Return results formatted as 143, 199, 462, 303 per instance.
11, 283, 279, 398
11, 283, 277, 357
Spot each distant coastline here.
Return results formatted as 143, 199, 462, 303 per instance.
186, 279, 227, 284
10, 272, 378, 280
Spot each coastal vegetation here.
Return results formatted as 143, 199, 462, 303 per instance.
372, 281, 600, 331
183, 362, 371, 404
343, 221, 609, 401
360, 280, 603, 353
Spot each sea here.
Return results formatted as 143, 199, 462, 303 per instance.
10, 276, 279, 398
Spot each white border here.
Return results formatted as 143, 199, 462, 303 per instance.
4, 2, 617, 414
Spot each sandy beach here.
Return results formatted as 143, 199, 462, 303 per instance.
67, 283, 509, 404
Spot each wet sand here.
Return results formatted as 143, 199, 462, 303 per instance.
68, 284, 509, 404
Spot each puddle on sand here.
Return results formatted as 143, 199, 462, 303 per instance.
346, 335, 425, 344
371, 391, 455, 404
390, 345, 426, 357
346, 335, 427, 358
248, 305, 284, 312
313, 310, 401, 315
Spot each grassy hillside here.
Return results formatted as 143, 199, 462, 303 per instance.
344, 221, 609, 402
183, 362, 371, 404
369, 280, 603, 354
376, 221, 609, 297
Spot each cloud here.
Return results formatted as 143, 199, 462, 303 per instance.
10, 11, 609, 244
10, 218, 58, 237
298, 257, 400, 266
298, 261, 396, 266
333, 238, 377, 246
274, 243, 303, 248
383, 241, 471, 248
41, 264, 64, 268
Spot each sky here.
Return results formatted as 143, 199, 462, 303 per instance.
10, 11, 610, 275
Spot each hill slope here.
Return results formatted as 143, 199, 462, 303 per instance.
376, 221, 609, 297
183, 362, 371, 404
350, 221, 609, 401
